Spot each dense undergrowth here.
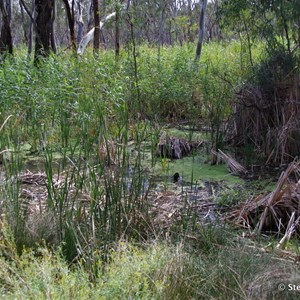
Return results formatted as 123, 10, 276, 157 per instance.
1, 41, 299, 298
1, 221, 299, 299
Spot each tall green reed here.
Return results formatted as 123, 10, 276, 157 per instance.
0, 41, 259, 269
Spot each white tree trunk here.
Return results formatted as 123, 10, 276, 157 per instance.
77, 12, 116, 55
76, 0, 84, 45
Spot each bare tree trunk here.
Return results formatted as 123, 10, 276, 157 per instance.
99, 0, 106, 48
19, 1, 28, 44
51, 0, 56, 53
195, 0, 207, 62
28, 0, 34, 55
241, 14, 253, 67
19, 0, 35, 55
170, 0, 180, 45
93, 0, 100, 53
87, 1, 93, 30
62, 0, 76, 52
279, 1, 290, 54
115, 5, 120, 58
77, 12, 115, 55
168, 15, 172, 45
76, 0, 84, 45
187, 0, 192, 42
298, 18, 300, 49
34, 0, 54, 64
0, 0, 13, 56
5, 0, 11, 18
158, 0, 166, 46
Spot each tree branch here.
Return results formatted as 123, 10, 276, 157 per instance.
19, 0, 35, 24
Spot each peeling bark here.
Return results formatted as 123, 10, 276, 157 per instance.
77, 12, 116, 55
76, 0, 84, 45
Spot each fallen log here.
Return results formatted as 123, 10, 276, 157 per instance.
226, 160, 300, 239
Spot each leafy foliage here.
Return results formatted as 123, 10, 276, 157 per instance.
219, 0, 300, 52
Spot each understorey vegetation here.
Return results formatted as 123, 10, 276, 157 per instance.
0, 1, 300, 298
0, 40, 299, 299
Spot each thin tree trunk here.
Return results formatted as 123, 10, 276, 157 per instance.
28, 0, 34, 55
5, 0, 11, 18
187, 0, 192, 42
93, 0, 100, 53
168, 16, 172, 45
0, 0, 13, 56
76, 0, 84, 45
19, 0, 35, 55
77, 12, 115, 55
62, 0, 76, 52
170, 0, 180, 45
99, 0, 106, 48
195, 0, 207, 62
115, 6, 120, 58
298, 18, 300, 49
19, 1, 28, 43
280, 0, 290, 53
87, 1, 93, 30
158, 0, 166, 46
241, 15, 253, 67
51, 0, 56, 53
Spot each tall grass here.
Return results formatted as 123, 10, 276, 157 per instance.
0, 40, 282, 297
0, 41, 260, 144
0, 51, 150, 261
0, 42, 261, 244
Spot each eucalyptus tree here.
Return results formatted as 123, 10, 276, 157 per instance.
0, 0, 13, 56
195, 0, 207, 61
34, 0, 55, 63
206, 0, 221, 41
187, 0, 192, 42
219, 0, 300, 53
92, 0, 100, 52
57, 0, 87, 51
62, 0, 76, 51
158, 0, 167, 46
51, 0, 56, 53
114, 0, 123, 57
27, 0, 35, 54
77, 11, 116, 54
76, 0, 84, 44
16, 0, 55, 61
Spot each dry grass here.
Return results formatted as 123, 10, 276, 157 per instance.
157, 132, 203, 159
226, 160, 300, 247
230, 68, 300, 165
246, 265, 300, 300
